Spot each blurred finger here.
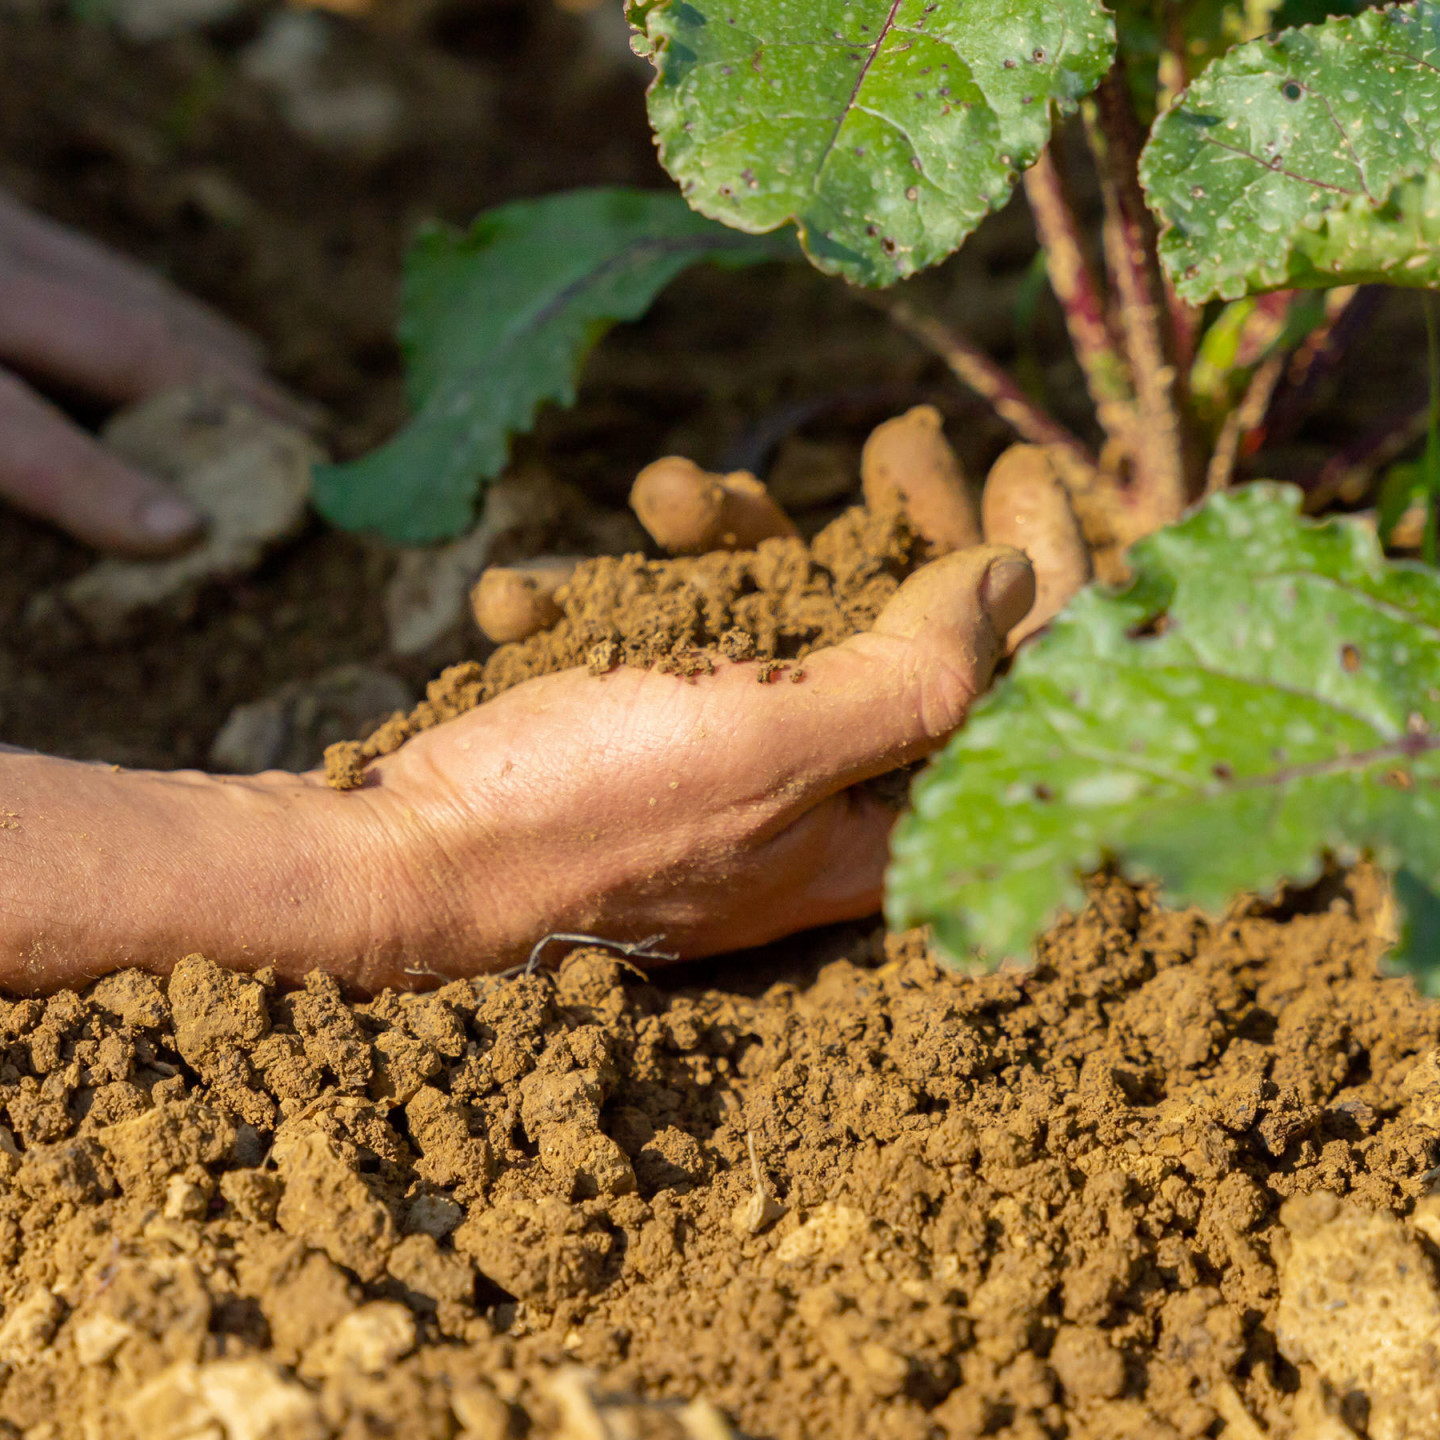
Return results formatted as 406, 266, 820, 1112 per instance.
0, 190, 262, 369
861, 404, 982, 553
0, 265, 311, 427
0, 370, 204, 555
981, 444, 1093, 647
630, 456, 798, 554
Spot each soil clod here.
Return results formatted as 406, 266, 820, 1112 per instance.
0, 876, 1431, 1437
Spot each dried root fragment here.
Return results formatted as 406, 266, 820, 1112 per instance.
860, 404, 981, 554
981, 443, 1093, 647
629, 456, 798, 554
470, 555, 582, 644
729, 1130, 785, 1237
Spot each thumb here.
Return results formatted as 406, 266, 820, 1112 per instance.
728, 545, 1035, 803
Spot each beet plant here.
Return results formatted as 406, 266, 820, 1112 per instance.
317, 0, 1440, 984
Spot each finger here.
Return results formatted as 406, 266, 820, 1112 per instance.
861, 404, 982, 553
716, 544, 1035, 804
981, 444, 1092, 647
630, 456, 798, 554
0, 190, 263, 370
0, 371, 205, 555
0, 265, 310, 424
471, 556, 581, 644
0, 210, 317, 430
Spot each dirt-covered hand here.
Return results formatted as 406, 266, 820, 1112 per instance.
353, 544, 1035, 989
0, 189, 306, 555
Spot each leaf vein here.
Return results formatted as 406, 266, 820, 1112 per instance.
814, 0, 906, 189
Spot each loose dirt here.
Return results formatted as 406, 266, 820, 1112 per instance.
324, 493, 925, 788
6, 9, 1440, 1439
0, 874, 1434, 1438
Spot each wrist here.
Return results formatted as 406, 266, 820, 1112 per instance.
0, 752, 458, 992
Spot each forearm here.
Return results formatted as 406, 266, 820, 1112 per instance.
0, 751, 421, 992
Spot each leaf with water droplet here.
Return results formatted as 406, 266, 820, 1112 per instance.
1141, 0, 1440, 301
627, 0, 1115, 286
887, 485, 1440, 993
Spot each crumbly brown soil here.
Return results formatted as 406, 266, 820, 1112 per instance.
6, 9, 1440, 1439
324, 495, 925, 788
0, 874, 1434, 1439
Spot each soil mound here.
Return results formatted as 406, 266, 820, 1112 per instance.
324, 496, 923, 788
0, 875, 1435, 1438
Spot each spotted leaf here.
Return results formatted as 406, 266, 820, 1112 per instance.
887, 485, 1440, 991
627, 0, 1115, 286
1141, 0, 1440, 301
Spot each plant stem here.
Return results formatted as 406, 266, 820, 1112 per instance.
1205, 349, 1289, 495
1261, 286, 1383, 447
1303, 400, 1432, 511
877, 295, 1096, 466
1021, 147, 1137, 451
1084, 70, 1199, 527
1423, 294, 1439, 566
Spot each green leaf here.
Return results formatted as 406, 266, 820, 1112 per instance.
627, 0, 1115, 286
313, 188, 792, 544
1189, 290, 1325, 427
1141, 0, 1440, 303
886, 485, 1440, 992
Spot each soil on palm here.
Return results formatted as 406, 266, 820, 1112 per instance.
324, 494, 924, 788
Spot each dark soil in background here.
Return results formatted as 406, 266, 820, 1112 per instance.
2, 5, 1439, 1438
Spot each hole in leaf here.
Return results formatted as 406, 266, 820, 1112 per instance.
1033, 783, 1054, 803
1340, 643, 1361, 673
1282, 80, 1304, 101
1127, 612, 1170, 640
1212, 762, 1234, 783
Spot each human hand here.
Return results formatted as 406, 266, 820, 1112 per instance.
0, 190, 308, 555
341, 543, 1035, 987
0, 543, 1032, 993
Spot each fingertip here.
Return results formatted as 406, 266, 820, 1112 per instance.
980, 548, 1038, 637
133, 493, 206, 554
0, 373, 207, 556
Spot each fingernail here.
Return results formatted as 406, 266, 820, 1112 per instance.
136, 495, 204, 544
980, 553, 1037, 636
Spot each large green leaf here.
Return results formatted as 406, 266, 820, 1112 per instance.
314, 188, 792, 544
886, 485, 1440, 991
1141, 0, 1440, 302
627, 0, 1115, 286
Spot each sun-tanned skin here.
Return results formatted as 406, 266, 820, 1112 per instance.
0, 192, 1038, 994
0, 548, 1035, 993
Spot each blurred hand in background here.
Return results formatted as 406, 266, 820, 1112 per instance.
0, 188, 308, 555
